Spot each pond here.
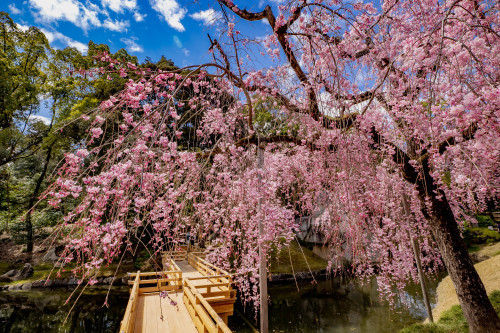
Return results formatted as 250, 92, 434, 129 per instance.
0, 287, 128, 333
229, 275, 442, 333
0, 275, 442, 333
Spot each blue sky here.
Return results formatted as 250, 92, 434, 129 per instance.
2, 0, 276, 67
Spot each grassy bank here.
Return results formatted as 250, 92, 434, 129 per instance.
400, 290, 500, 333
432, 249, 500, 320
269, 240, 328, 275
400, 241, 500, 332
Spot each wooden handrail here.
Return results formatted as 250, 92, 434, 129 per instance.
183, 279, 232, 333
187, 274, 230, 281
128, 270, 182, 277
188, 253, 232, 285
119, 270, 140, 333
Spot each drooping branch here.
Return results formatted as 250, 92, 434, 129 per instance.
437, 122, 478, 154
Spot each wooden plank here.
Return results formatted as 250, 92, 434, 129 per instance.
122, 253, 235, 333
133, 292, 198, 333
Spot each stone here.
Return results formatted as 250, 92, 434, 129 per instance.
42, 248, 59, 263
103, 277, 114, 285
21, 282, 32, 290
31, 281, 45, 288
0, 270, 16, 282
68, 278, 79, 285
0, 275, 11, 282
8, 284, 21, 291
17, 263, 34, 280
0, 264, 33, 282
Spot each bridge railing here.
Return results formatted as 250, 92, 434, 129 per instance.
183, 277, 234, 333
119, 270, 140, 333
128, 260, 183, 293
162, 245, 189, 261
187, 253, 232, 284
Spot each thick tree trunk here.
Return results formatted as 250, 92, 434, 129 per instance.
422, 194, 500, 333
413, 158, 500, 332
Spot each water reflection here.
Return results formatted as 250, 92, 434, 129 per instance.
230, 275, 441, 333
0, 275, 441, 333
0, 288, 128, 333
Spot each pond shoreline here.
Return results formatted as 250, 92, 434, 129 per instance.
1, 276, 128, 292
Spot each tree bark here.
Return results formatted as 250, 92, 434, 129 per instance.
415, 161, 500, 332
25, 144, 53, 253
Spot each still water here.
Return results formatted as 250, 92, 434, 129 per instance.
0, 276, 441, 333
230, 276, 441, 333
0, 287, 128, 332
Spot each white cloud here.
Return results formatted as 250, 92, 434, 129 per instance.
8, 4, 22, 15
67, 40, 89, 53
16, 23, 30, 32
101, 0, 136, 13
41, 28, 88, 53
29, 0, 101, 31
103, 18, 129, 32
173, 35, 182, 48
133, 11, 145, 22
189, 9, 222, 26
150, 0, 187, 32
121, 37, 143, 52
182, 48, 189, 56
30, 115, 51, 125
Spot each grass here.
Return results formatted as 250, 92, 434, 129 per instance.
400, 244, 500, 333
399, 290, 500, 333
432, 253, 500, 319
476, 241, 500, 258
269, 239, 328, 275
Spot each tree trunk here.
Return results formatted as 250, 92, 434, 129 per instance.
422, 194, 500, 333
414, 161, 500, 332
25, 144, 53, 253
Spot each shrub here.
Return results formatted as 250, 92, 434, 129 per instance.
475, 214, 495, 228
463, 226, 500, 246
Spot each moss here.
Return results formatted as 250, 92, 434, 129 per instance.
399, 290, 500, 333
269, 240, 328, 275
399, 323, 448, 333
0, 260, 132, 286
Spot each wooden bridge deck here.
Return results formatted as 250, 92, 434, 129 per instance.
133, 291, 197, 333
120, 249, 235, 333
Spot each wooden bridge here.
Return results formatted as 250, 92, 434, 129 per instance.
119, 247, 236, 333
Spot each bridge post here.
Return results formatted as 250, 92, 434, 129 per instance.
257, 142, 268, 333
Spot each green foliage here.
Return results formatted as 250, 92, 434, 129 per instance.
0, 12, 183, 252
475, 214, 495, 228
464, 227, 500, 246
441, 170, 451, 187
0, 12, 148, 251
0, 12, 50, 129
133, 248, 153, 271
399, 291, 500, 333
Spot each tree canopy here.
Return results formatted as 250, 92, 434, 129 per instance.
5, 2, 499, 332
